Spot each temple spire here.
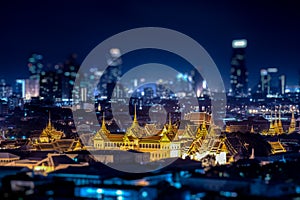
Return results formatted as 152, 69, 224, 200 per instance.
278, 106, 284, 134
274, 109, 279, 134
101, 112, 107, 131
249, 148, 255, 159
168, 113, 172, 129
289, 110, 296, 133
48, 111, 52, 127
250, 125, 254, 133
133, 103, 138, 124
268, 111, 275, 136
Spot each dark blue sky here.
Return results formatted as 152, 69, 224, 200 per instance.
1, 0, 299, 89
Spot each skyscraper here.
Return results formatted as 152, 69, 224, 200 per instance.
40, 71, 62, 103
0, 79, 12, 100
62, 54, 80, 102
230, 39, 248, 97
97, 48, 122, 100
257, 67, 285, 97
26, 53, 43, 99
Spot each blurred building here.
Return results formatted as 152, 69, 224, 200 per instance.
62, 54, 80, 102
15, 79, 25, 98
97, 48, 122, 99
24, 79, 39, 101
0, 79, 12, 100
7, 94, 24, 110
0, 100, 8, 115
230, 39, 248, 97
28, 53, 43, 81
40, 71, 62, 102
256, 68, 285, 97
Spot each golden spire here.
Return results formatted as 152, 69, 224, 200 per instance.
249, 148, 255, 159
268, 111, 275, 136
48, 111, 51, 127
274, 109, 279, 134
250, 125, 254, 133
278, 106, 284, 134
289, 110, 296, 133
133, 103, 138, 124
167, 113, 173, 130
101, 112, 108, 132
196, 112, 208, 138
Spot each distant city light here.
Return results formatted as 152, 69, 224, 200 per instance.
232, 39, 247, 48
267, 68, 278, 73
260, 69, 268, 76
116, 190, 123, 195
110, 48, 121, 58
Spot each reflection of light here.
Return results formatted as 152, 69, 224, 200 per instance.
135, 179, 149, 186
97, 189, 103, 194
116, 190, 123, 195
141, 191, 148, 198
176, 73, 183, 79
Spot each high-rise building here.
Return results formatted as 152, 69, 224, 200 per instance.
24, 79, 39, 100
256, 67, 285, 97
40, 71, 62, 102
62, 54, 80, 102
0, 79, 12, 100
97, 48, 122, 100
279, 74, 286, 95
15, 79, 26, 98
259, 69, 269, 95
230, 39, 248, 97
8, 94, 24, 110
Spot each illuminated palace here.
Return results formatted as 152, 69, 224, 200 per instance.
30, 114, 82, 152
93, 107, 236, 164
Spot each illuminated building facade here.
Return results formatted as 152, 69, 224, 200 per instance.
263, 110, 292, 136
93, 109, 231, 164
93, 108, 181, 161
288, 111, 296, 133
230, 39, 248, 97
24, 79, 39, 100
31, 114, 82, 152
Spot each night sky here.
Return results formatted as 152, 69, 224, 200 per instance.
1, 0, 300, 89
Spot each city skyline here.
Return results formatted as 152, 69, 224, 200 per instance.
1, 0, 300, 89
1, 1, 300, 199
